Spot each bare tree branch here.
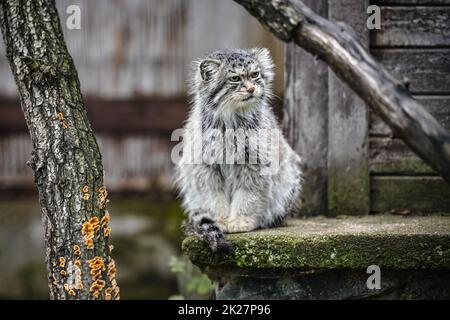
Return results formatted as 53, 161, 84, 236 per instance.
234, 0, 450, 184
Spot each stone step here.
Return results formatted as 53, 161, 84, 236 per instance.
182, 215, 450, 299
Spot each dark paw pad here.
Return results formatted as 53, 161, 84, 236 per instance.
216, 240, 234, 257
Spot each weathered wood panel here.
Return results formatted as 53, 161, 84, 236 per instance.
370, 138, 435, 174
0, 97, 284, 134
328, 0, 370, 215
0, 0, 284, 98
0, 97, 188, 134
369, 2, 450, 215
374, 1, 450, 5
283, 0, 328, 216
372, 49, 450, 94
371, 176, 450, 212
370, 96, 450, 136
371, 6, 450, 47
0, 134, 174, 192
0, 135, 33, 188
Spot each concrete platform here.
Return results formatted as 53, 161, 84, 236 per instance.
182, 215, 450, 299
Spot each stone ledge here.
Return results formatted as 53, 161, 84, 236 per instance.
182, 215, 450, 270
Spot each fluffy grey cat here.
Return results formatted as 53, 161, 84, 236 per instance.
175, 48, 302, 255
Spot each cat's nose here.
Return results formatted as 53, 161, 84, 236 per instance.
246, 86, 255, 94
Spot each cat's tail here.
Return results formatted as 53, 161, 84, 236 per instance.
183, 211, 234, 257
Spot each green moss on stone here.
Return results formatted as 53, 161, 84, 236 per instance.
327, 167, 370, 215
182, 215, 450, 270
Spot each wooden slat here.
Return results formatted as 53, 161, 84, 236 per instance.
369, 138, 435, 174
372, 6, 450, 47
0, 97, 188, 135
370, 96, 450, 136
0, 0, 284, 98
372, 49, 450, 94
0, 97, 284, 134
0, 134, 174, 192
373, 1, 450, 5
371, 176, 450, 212
283, 0, 328, 216
328, 0, 370, 215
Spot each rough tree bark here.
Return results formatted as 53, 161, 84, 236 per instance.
233, 0, 450, 185
0, 0, 119, 299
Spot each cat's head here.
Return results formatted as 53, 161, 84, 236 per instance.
192, 48, 274, 111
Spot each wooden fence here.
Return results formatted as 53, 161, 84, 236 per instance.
285, 0, 450, 215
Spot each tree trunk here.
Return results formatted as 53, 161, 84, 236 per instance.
233, 0, 450, 185
0, 0, 119, 300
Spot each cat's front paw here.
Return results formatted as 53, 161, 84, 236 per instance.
226, 217, 258, 233
216, 215, 229, 233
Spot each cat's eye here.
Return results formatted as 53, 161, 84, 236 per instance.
251, 71, 260, 78
229, 75, 240, 82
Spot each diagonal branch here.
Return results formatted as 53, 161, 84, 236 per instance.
234, 0, 450, 184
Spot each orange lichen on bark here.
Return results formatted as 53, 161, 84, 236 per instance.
81, 221, 93, 235
89, 216, 101, 232
57, 112, 68, 129
89, 216, 100, 225
73, 244, 81, 256
113, 286, 120, 298
105, 287, 112, 300
82, 185, 91, 201
103, 226, 111, 237
88, 256, 107, 299
88, 256, 106, 298
90, 279, 106, 292
59, 257, 66, 268
89, 256, 105, 270
86, 239, 94, 250
107, 259, 117, 279
74, 264, 83, 290
81, 218, 99, 250
98, 185, 108, 209
108, 259, 120, 300
101, 211, 110, 228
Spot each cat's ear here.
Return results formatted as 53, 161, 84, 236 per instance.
199, 59, 221, 81
252, 48, 273, 67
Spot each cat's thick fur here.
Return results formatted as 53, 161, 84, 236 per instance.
175, 48, 302, 255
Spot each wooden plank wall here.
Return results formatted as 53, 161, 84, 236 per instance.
0, 0, 283, 193
0, 0, 284, 98
369, 0, 450, 212
0, 133, 174, 193
284, 0, 329, 216
327, 0, 370, 215
285, 0, 450, 214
